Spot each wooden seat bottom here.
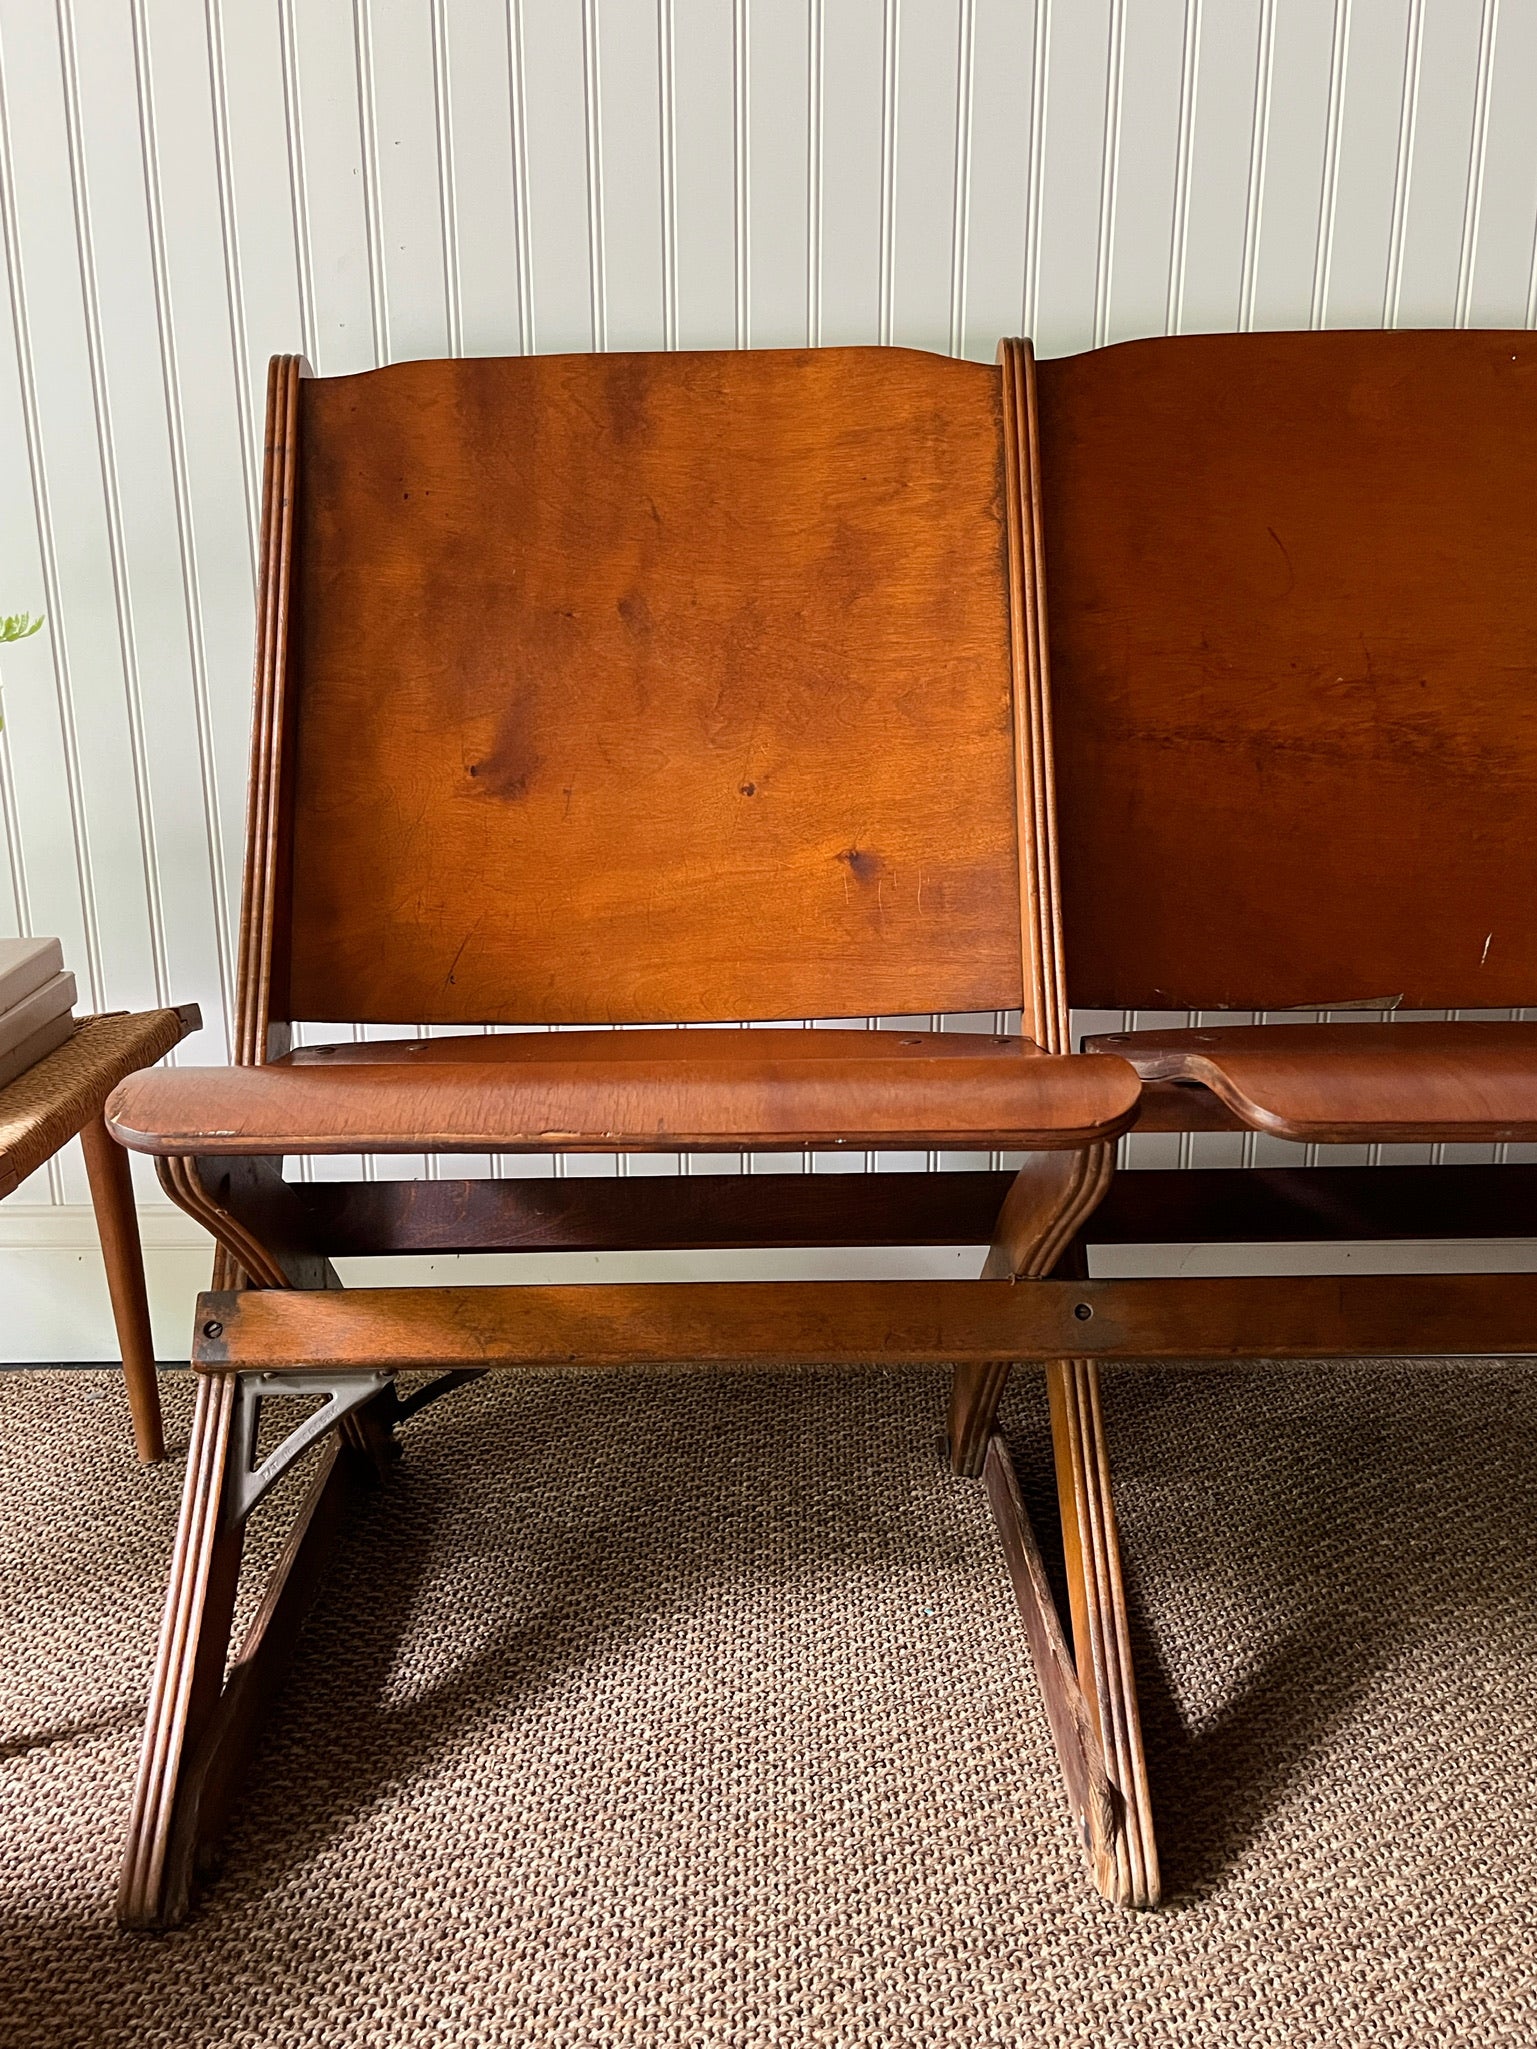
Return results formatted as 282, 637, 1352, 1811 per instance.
1086, 1021, 1537, 1144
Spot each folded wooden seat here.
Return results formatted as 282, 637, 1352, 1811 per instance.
1085, 1022, 1537, 1144
110, 330, 1536, 1933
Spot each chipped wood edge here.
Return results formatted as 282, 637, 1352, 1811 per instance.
1047, 1361, 1160, 1908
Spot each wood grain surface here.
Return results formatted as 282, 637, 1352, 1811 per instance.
1088, 1020, 1537, 1142
190, 1272, 1537, 1374
105, 1029, 1140, 1155
282, 347, 1022, 1028
1037, 329, 1537, 1012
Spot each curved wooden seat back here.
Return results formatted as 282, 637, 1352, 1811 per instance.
1035, 330, 1537, 1013
243, 346, 1054, 1056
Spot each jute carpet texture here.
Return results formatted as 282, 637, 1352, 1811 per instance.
1, 1358, 1534, 2048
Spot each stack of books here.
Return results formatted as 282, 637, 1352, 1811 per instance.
0, 937, 76, 1091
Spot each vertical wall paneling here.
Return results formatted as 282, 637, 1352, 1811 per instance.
434, 2, 523, 358
1467, 0, 1537, 325
1105, 0, 1188, 344
961, 0, 1035, 357
518, 6, 591, 354
745, 0, 809, 346
1321, 0, 1410, 328
1246, 0, 1337, 332
1032, 0, 1115, 356
595, 0, 665, 351
888, 0, 963, 355
671, 0, 735, 347
1177, 0, 1262, 331
1394, 1, 1486, 324
817, 0, 883, 345
285, 3, 375, 374
364, 0, 452, 365
1, 0, 1535, 1349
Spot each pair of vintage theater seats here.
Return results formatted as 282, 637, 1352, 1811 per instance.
108, 330, 1537, 1927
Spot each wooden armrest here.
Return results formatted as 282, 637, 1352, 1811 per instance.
105, 1028, 1141, 1155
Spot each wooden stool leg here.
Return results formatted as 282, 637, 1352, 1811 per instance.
118, 1372, 244, 1928
80, 1112, 164, 1463
1047, 1357, 1159, 1907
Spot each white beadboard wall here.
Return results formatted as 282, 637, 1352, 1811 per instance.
1, 0, 1535, 1359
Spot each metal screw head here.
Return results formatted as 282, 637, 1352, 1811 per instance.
1073, 1302, 1093, 1322
202, 1319, 224, 1340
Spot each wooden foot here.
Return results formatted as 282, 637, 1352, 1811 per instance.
80, 1112, 164, 1463
1046, 1358, 1159, 1907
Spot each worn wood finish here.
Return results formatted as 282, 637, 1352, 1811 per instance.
79, 1113, 163, 1462
980, 339, 1149, 1910
283, 348, 1022, 1029
189, 1271, 1537, 1374
1088, 1021, 1537, 1144
982, 1433, 1124, 1901
1033, 327, 1537, 1915
118, 341, 1124, 1926
1129, 1079, 1246, 1134
1037, 329, 1537, 1013
1047, 1362, 1158, 1907
1000, 339, 1065, 1054
106, 1034, 1139, 1158
118, 333, 1537, 1924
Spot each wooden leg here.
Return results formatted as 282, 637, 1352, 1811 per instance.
954, 1147, 1159, 1906
1046, 1357, 1159, 1907
118, 1373, 399, 1930
162, 1431, 370, 1914
118, 1373, 244, 1928
80, 1112, 164, 1463
948, 1360, 1012, 1477
982, 1432, 1124, 1899
949, 1149, 1114, 1479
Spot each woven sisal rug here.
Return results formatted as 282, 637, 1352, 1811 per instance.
1, 1358, 1533, 2048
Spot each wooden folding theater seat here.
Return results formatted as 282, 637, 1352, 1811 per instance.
109, 334, 1536, 1931
949, 325, 1537, 1893
108, 342, 1153, 1929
